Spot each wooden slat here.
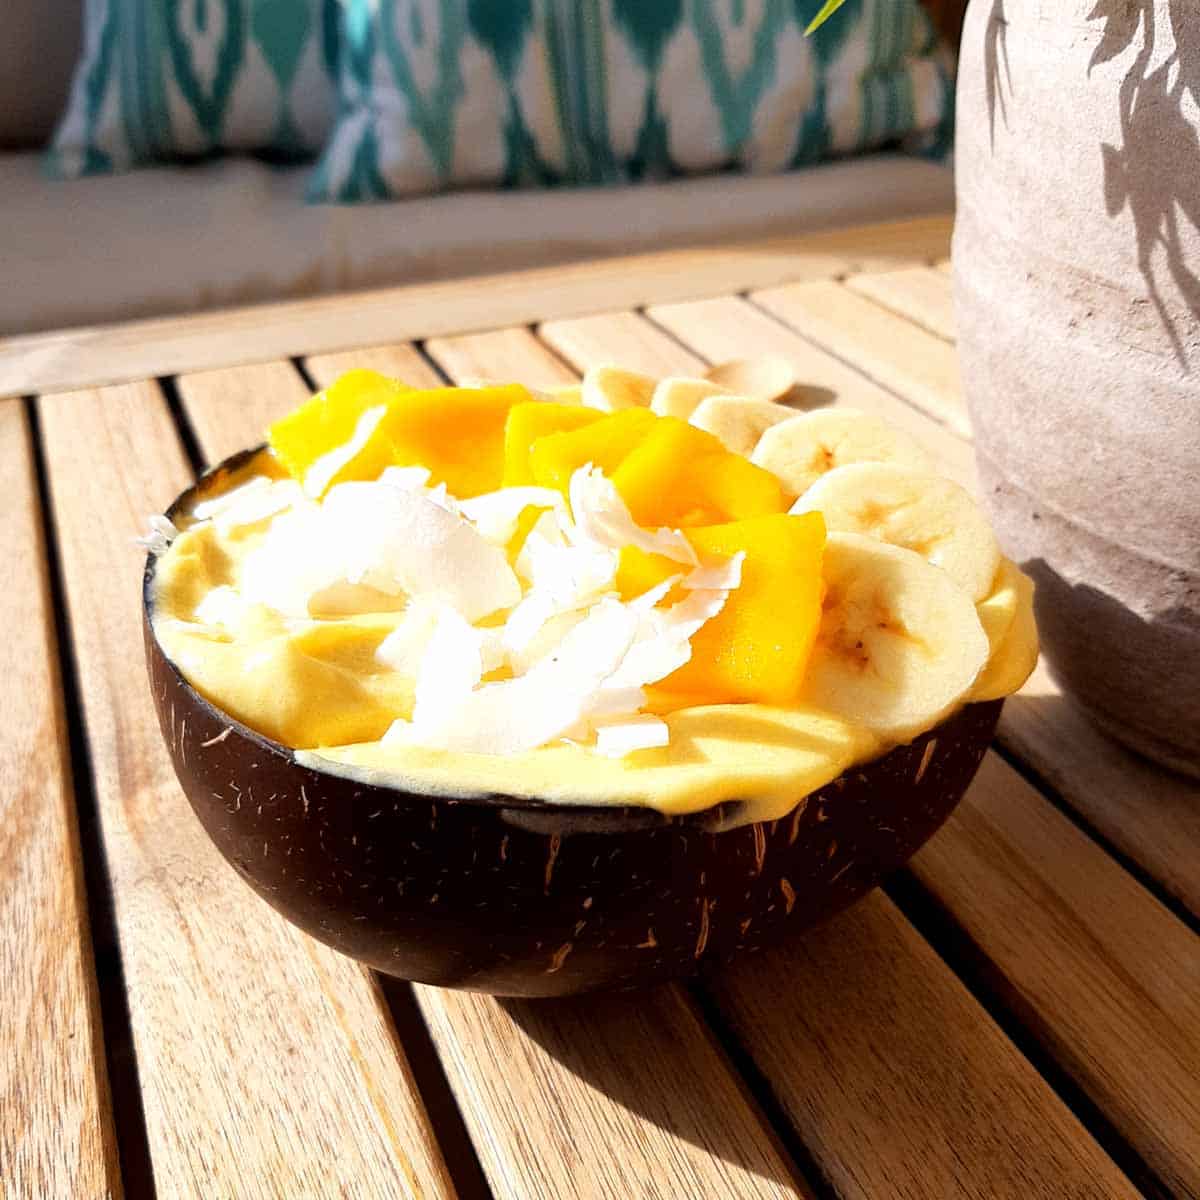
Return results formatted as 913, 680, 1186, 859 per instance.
177, 361, 310, 466
913, 753, 1200, 1198
425, 328, 577, 390
1, 399, 120, 1199
524, 312, 1136, 1195
602, 304, 1200, 1194
417, 987, 810, 1200
999, 662, 1200, 917
750, 280, 970, 436
707, 894, 1138, 1200
643, 295, 977, 491
38, 382, 455, 1197
541, 310, 707, 378
846, 267, 958, 341
305, 344, 439, 390
656, 294, 1200, 918
0, 216, 953, 398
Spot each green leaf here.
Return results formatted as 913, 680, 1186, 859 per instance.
804, 0, 847, 35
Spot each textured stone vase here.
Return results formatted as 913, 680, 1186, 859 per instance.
954, 0, 1200, 775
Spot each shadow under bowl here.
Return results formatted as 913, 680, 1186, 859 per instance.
144, 451, 1001, 997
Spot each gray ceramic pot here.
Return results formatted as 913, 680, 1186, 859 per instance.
953, 0, 1200, 775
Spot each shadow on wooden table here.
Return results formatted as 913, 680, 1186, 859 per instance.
496, 980, 811, 1192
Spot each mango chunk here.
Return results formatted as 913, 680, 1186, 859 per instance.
379, 383, 532, 498
615, 544, 679, 602
528, 408, 658, 495
268, 370, 408, 485
656, 512, 827, 706
611, 417, 786, 528
503, 402, 603, 486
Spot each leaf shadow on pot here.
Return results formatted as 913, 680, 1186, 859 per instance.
1019, 555, 1200, 778
983, 0, 1011, 149
1089, 0, 1200, 369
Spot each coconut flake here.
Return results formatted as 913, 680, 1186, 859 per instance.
302, 405, 389, 498
399, 600, 639, 755
135, 513, 179, 555
567, 466, 698, 565
683, 551, 745, 591
193, 477, 303, 534
322, 482, 520, 620
594, 715, 670, 757
240, 482, 520, 621
458, 487, 563, 545
379, 465, 432, 492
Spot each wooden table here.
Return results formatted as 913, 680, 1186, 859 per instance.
4, 215, 1199, 1200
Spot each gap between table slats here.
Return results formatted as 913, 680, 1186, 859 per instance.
35, 380, 456, 1199
1, 399, 122, 1200
420, 324, 1136, 1200
562, 299, 1199, 1196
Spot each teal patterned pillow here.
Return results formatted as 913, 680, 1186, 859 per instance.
308, 0, 953, 203
46, 0, 339, 178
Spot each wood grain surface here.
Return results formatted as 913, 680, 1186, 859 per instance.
176, 361, 310, 467
418, 986, 810, 1200
306, 344, 442, 391
750, 280, 970, 436
541, 309, 707, 378
642, 295, 977, 491
0, 217, 953, 399
37, 382, 455, 1199
1, 399, 121, 1200
707, 894, 1138, 1200
914, 753, 1200, 1197
846, 267, 959, 341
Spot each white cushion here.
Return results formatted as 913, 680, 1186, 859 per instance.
0, 151, 953, 335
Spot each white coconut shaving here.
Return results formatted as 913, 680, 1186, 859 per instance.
303, 405, 389, 498
191, 476, 304, 535
457, 486, 563, 545
567, 465, 698, 565
240, 481, 520, 621
135, 513, 179, 556
594, 715, 670, 757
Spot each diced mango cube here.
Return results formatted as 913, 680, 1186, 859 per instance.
503, 402, 603, 486
268, 369, 408, 484
656, 512, 827, 706
381, 383, 532, 498
611, 417, 785, 528
528, 408, 658, 495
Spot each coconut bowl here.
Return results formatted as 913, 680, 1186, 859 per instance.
144, 452, 1001, 997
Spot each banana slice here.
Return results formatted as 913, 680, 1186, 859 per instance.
751, 407, 935, 498
792, 462, 1001, 601
582, 366, 656, 412
689, 395, 795, 457
802, 532, 989, 739
649, 377, 729, 420
973, 560, 1039, 701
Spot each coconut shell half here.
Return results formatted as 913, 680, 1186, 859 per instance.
143, 455, 1001, 997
